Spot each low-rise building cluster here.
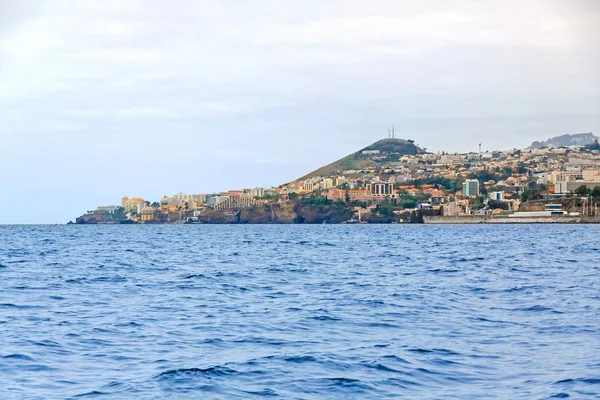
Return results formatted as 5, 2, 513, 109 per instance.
86, 138, 600, 222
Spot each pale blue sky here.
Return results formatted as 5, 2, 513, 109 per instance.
1, 0, 599, 223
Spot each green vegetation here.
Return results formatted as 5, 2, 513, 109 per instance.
362, 138, 422, 154
521, 184, 548, 202
256, 193, 280, 202
488, 200, 510, 210
468, 170, 501, 183
405, 177, 462, 192
374, 204, 395, 216
395, 190, 419, 209
574, 185, 600, 198
470, 196, 486, 210
299, 138, 425, 180
301, 196, 330, 206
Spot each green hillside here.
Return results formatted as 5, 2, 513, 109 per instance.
299, 138, 424, 180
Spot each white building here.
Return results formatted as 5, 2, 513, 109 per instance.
321, 178, 335, 189
554, 180, 600, 194
303, 180, 314, 192
488, 191, 505, 201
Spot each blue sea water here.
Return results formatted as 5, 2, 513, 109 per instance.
0, 225, 599, 399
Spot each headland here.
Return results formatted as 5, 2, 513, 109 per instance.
72, 133, 600, 224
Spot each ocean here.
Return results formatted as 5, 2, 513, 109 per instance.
1, 225, 599, 399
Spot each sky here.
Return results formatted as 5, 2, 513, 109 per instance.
1, 0, 599, 223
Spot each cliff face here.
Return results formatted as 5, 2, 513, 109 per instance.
76, 213, 117, 224
239, 203, 296, 224
194, 201, 354, 224
294, 203, 353, 224
518, 198, 582, 212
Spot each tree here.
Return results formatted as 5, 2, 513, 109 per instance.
497, 167, 512, 180
488, 200, 509, 210
288, 192, 298, 200
375, 204, 394, 216
470, 196, 486, 210
591, 186, 600, 198
574, 185, 591, 197
151, 202, 160, 207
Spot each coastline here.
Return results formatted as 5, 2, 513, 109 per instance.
423, 215, 600, 224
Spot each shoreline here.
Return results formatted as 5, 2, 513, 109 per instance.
423, 216, 600, 224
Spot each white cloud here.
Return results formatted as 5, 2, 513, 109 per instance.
115, 107, 181, 118
0, 0, 598, 222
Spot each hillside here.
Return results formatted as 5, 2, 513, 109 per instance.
299, 138, 425, 180
530, 133, 597, 148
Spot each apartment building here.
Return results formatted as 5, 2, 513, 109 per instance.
462, 179, 480, 197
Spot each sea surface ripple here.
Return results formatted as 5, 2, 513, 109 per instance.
1, 225, 599, 399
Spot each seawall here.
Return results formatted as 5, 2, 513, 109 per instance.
423, 216, 600, 224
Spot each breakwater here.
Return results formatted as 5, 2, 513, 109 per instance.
424, 215, 600, 224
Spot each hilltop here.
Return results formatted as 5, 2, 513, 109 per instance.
299, 138, 425, 180
530, 133, 597, 148
74, 130, 600, 226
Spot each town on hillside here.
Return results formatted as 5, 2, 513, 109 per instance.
74, 133, 600, 224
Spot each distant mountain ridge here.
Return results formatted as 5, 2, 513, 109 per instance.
530, 133, 597, 148
299, 138, 424, 180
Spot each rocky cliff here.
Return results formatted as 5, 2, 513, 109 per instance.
194, 201, 354, 224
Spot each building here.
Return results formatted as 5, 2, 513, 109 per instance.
442, 201, 461, 216
96, 205, 121, 214
121, 196, 146, 212
140, 207, 155, 222
554, 180, 600, 194
303, 180, 314, 192
333, 176, 347, 187
567, 158, 599, 168
582, 168, 600, 182
366, 183, 394, 197
208, 195, 228, 207
488, 191, 505, 201
462, 179, 480, 197
321, 178, 335, 190
324, 188, 345, 200
251, 187, 265, 198
536, 174, 548, 185
161, 193, 207, 206
548, 171, 580, 183
438, 154, 465, 165
347, 190, 375, 202
214, 194, 255, 210
187, 198, 205, 210
395, 174, 410, 183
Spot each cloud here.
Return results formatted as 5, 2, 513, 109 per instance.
115, 107, 181, 118
0, 0, 598, 223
